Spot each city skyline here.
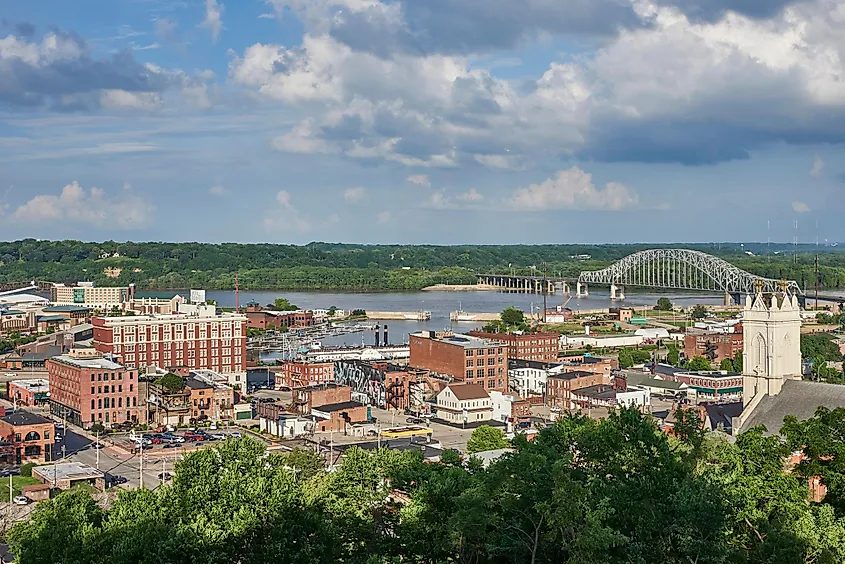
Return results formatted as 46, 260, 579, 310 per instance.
0, 1, 843, 244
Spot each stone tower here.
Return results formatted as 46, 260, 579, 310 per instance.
741, 282, 802, 408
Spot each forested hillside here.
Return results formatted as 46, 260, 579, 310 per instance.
0, 239, 843, 291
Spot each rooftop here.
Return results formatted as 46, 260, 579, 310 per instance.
0, 410, 52, 427
548, 370, 599, 380
625, 372, 686, 391
445, 383, 489, 401
411, 331, 502, 349
8, 346, 62, 362
184, 377, 212, 390
9, 379, 49, 392
133, 291, 183, 300
42, 305, 92, 313
572, 384, 617, 400
509, 359, 562, 370
36, 314, 67, 322
51, 354, 123, 370
741, 379, 845, 435
33, 462, 103, 482
702, 402, 744, 433
312, 401, 365, 412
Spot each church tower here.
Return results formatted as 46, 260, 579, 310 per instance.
741, 281, 802, 407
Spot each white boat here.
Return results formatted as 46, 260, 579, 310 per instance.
403, 311, 432, 321
450, 311, 478, 322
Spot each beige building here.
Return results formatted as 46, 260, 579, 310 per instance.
51, 282, 134, 310
435, 383, 492, 424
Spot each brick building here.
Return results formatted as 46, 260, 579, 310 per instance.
7, 379, 50, 406
91, 305, 247, 390
0, 410, 55, 463
185, 376, 235, 421
410, 331, 508, 392
46, 348, 140, 428
546, 370, 607, 410
683, 332, 743, 364
468, 331, 559, 362
280, 361, 334, 389
244, 303, 315, 330
311, 401, 368, 433
292, 383, 352, 415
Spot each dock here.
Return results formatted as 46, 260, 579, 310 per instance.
450, 311, 500, 322
366, 311, 432, 321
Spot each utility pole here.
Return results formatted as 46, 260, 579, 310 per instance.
139, 441, 144, 489
95, 431, 100, 470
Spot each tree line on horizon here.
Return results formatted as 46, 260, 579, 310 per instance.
0, 239, 844, 291
6, 407, 845, 563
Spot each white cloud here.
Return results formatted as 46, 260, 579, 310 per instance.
456, 188, 484, 202
423, 188, 485, 209
509, 167, 638, 211
792, 201, 811, 213
344, 186, 366, 202
406, 175, 430, 186
377, 210, 391, 224
276, 190, 293, 208
154, 18, 178, 42
13, 181, 154, 229
200, 0, 224, 43
265, 190, 311, 232
272, 120, 338, 154
99, 90, 163, 111
810, 154, 825, 178
209, 185, 229, 196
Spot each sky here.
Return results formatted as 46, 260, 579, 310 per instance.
0, 0, 843, 245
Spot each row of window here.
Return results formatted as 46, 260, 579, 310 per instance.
465, 348, 504, 357
465, 357, 504, 367
90, 411, 133, 423
89, 372, 133, 382
90, 396, 136, 410
466, 368, 505, 378
91, 384, 133, 394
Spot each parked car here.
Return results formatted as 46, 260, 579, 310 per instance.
406, 417, 423, 425
92, 442, 105, 449
150, 434, 164, 445
162, 442, 178, 449
111, 476, 128, 485
12, 496, 28, 505
134, 438, 152, 447
208, 423, 218, 430
157, 472, 172, 481
161, 433, 185, 444
229, 431, 242, 438
183, 432, 204, 442
209, 433, 226, 440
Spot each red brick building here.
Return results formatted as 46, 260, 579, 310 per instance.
280, 361, 334, 389
410, 331, 508, 392
244, 303, 315, 330
185, 376, 235, 421
683, 332, 743, 364
546, 370, 607, 410
311, 401, 368, 433
468, 331, 559, 362
292, 383, 351, 415
0, 410, 55, 463
91, 308, 246, 383
46, 349, 140, 429
7, 379, 50, 406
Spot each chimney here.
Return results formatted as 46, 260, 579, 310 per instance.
383, 325, 388, 345
375, 327, 380, 347
613, 372, 628, 392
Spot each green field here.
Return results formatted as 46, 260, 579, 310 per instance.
0, 476, 40, 502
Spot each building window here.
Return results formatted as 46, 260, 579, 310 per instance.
132, 397, 136, 407
118, 397, 122, 408
466, 370, 474, 378
91, 400, 95, 409
466, 359, 473, 367
91, 387, 95, 394
465, 350, 473, 356
44, 430, 50, 440
98, 399, 102, 409
91, 374, 95, 382
130, 384, 133, 392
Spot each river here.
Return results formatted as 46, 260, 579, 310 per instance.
203, 288, 725, 348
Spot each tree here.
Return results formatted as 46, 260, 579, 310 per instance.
272, 298, 299, 311
501, 306, 526, 328
667, 343, 680, 366
157, 372, 185, 394
719, 358, 734, 372
733, 350, 743, 373
466, 425, 509, 454
690, 304, 709, 320
686, 356, 712, 371
800, 334, 842, 362
280, 448, 325, 481
327, 306, 338, 317
656, 297, 673, 311
618, 348, 634, 369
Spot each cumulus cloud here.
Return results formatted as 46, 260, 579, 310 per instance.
201, 0, 224, 43
13, 181, 154, 229
509, 167, 638, 211
344, 186, 366, 202
423, 188, 484, 209
265, 190, 311, 232
792, 201, 811, 213
209, 185, 229, 196
810, 154, 825, 178
406, 174, 430, 186
377, 210, 391, 224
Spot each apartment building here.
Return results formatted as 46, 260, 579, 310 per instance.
468, 331, 559, 362
51, 282, 135, 310
0, 410, 55, 463
46, 348, 140, 428
91, 304, 247, 390
410, 331, 508, 393
683, 332, 743, 364
280, 361, 334, 389
546, 370, 607, 411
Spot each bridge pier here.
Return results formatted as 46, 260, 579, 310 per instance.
610, 284, 625, 301
576, 281, 589, 298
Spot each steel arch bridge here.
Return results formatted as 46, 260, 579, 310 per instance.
578, 249, 802, 295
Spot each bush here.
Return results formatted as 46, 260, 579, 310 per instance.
20, 463, 35, 477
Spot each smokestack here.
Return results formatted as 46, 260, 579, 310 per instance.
383, 324, 388, 345
375, 326, 380, 347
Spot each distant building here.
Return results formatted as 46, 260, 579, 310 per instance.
280, 361, 334, 389
184, 374, 235, 421
51, 282, 135, 311
334, 360, 423, 410
609, 307, 635, 323
0, 309, 36, 333
2, 346, 62, 371
127, 291, 186, 315
670, 370, 743, 401
244, 303, 315, 330
32, 462, 104, 491
46, 348, 140, 428
546, 370, 607, 410
0, 410, 55, 463
683, 332, 743, 364
40, 305, 92, 325
311, 401, 368, 433
291, 383, 352, 415
435, 383, 492, 424
410, 331, 508, 393
508, 359, 565, 398
7, 379, 50, 406
468, 331, 559, 362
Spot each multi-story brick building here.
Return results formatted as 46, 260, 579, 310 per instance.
410, 331, 508, 392
46, 348, 140, 428
683, 332, 743, 364
468, 331, 559, 362
7, 379, 50, 407
185, 375, 235, 421
91, 304, 247, 391
280, 361, 334, 389
546, 370, 607, 410
51, 282, 135, 311
0, 309, 36, 333
0, 410, 55, 463
292, 383, 351, 415
244, 303, 315, 331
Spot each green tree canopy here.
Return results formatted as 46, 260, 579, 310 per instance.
800, 334, 842, 362
466, 425, 509, 454
156, 372, 185, 394
719, 358, 734, 371
686, 356, 712, 371
733, 350, 743, 373
690, 304, 709, 319
667, 342, 680, 366
272, 298, 299, 311
656, 297, 673, 311
618, 348, 634, 369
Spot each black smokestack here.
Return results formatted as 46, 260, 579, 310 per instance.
375, 326, 380, 347
383, 324, 388, 345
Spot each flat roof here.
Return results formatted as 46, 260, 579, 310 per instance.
42, 305, 92, 313
51, 354, 123, 370
33, 462, 103, 482
411, 331, 502, 348
572, 384, 617, 400
548, 370, 598, 380
312, 401, 365, 412
1, 410, 52, 427
9, 379, 49, 392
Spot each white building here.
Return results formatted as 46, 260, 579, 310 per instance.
562, 334, 644, 349
435, 383, 492, 424
51, 282, 134, 310
260, 413, 316, 438
489, 390, 520, 426
508, 359, 567, 398
616, 385, 651, 408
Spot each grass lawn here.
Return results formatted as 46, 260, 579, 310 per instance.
0, 476, 40, 502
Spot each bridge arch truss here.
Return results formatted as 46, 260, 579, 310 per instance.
578, 249, 802, 295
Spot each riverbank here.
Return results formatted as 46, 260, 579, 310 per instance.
422, 284, 496, 292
